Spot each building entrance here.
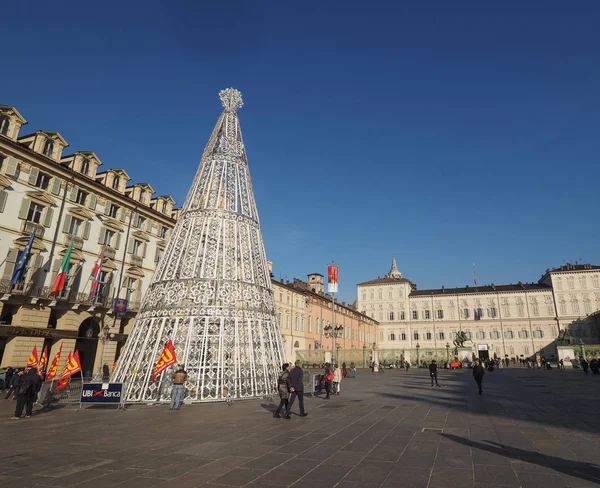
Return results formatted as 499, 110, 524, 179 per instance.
76, 318, 100, 378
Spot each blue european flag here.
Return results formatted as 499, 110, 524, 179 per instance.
9, 230, 36, 286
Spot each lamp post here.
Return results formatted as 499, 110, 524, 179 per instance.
579, 339, 585, 360
446, 342, 450, 362
416, 342, 420, 366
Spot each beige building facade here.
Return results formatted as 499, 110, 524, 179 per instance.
272, 272, 378, 363
0, 105, 177, 376
357, 257, 600, 363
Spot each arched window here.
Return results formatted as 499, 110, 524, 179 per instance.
0, 115, 9, 135
81, 159, 89, 176
112, 175, 120, 190
43, 139, 54, 157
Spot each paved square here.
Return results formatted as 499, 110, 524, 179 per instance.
2, 367, 600, 487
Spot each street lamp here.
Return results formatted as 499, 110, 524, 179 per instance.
446, 342, 450, 362
416, 342, 420, 366
95, 324, 115, 381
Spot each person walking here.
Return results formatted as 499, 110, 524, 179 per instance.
581, 359, 589, 375
286, 360, 307, 418
170, 364, 187, 410
102, 364, 110, 381
590, 358, 599, 375
4, 367, 14, 392
5, 369, 22, 400
473, 360, 485, 395
333, 364, 342, 396
429, 360, 441, 387
324, 362, 333, 399
12, 368, 34, 419
24, 368, 41, 417
274, 363, 292, 418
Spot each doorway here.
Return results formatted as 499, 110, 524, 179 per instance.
76, 318, 100, 379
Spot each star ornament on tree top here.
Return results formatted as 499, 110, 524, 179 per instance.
219, 88, 243, 111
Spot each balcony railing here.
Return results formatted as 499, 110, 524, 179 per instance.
0, 280, 113, 308
20, 221, 45, 239
130, 255, 143, 267
64, 235, 84, 250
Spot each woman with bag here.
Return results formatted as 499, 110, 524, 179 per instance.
333, 364, 342, 396
274, 363, 292, 419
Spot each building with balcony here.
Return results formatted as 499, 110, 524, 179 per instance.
0, 105, 178, 376
357, 256, 600, 364
272, 269, 378, 363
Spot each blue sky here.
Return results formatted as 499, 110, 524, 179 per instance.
3, 1, 599, 304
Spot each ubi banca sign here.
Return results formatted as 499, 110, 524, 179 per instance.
81, 383, 123, 403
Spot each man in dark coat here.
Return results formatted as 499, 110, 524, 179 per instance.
5, 369, 22, 400
286, 360, 307, 418
25, 368, 42, 417
473, 360, 485, 395
429, 360, 440, 387
4, 367, 14, 391
12, 369, 33, 419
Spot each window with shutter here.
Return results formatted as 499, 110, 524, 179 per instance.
4, 157, 18, 177
1, 248, 19, 282
89, 193, 97, 210
83, 221, 91, 240
28, 167, 40, 185
98, 227, 106, 245
0, 191, 7, 213
104, 200, 111, 216
43, 207, 54, 228
114, 232, 121, 249
69, 185, 79, 201
62, 215, 72, 233
50, 177, 62, 195
50, 258, 62, 285
127, 237, 135, 254
18, 199, 31, 220
119, 208, 127, 222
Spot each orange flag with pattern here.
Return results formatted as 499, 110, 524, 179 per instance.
38, 346, 49, 373
45, 342, 62, 381
26, 345, 38, 367
54, 352, 71, 390
58, 350, 82, 381
151, 340, 177, 382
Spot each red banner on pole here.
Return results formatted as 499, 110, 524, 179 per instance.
152, 340, 177, 382
38, 346, 49, 372
327, 264, 338, 293
26, 345, 39, 367
46, 342, 63, 381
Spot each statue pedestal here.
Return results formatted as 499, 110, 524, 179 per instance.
556, 346, 575, 368
457, 347, 472, 363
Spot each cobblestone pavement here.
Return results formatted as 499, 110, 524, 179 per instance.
1, 367, 599, 488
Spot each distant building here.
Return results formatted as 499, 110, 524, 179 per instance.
357, 256, 600, 362
272, 272, 378, 362
0, 104, 178, 375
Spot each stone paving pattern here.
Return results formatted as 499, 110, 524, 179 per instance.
1, 367, 599, 487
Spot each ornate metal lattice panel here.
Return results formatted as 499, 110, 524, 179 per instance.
113, 89, 285, 403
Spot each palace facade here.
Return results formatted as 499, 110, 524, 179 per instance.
357, 257, 600, 362
0, 105, 177, 375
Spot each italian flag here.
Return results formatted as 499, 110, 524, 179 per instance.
51, 240, 73, 295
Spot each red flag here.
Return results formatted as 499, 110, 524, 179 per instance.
58, 350, 82, 381
38, 346, 49, 372
26, 345, 38, 367
151, 340, 177, 382
89, 249, 104, 299
46, 343, 63, 381
54, 352, 71, 390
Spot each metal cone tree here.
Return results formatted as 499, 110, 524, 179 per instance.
113, 89, 285, 403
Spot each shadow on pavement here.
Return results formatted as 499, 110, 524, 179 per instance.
442, 433, 600, 485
